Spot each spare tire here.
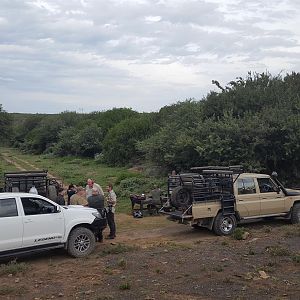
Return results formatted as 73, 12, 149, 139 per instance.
170, 186, 192, 209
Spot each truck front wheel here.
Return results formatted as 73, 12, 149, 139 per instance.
67, 227, 96, 258
213, 213, 236, 236
291, 203, 300, 224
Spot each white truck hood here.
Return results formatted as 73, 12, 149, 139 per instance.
62, 205, 98, 214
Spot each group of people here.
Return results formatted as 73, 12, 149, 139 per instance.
55, 178, 117, 241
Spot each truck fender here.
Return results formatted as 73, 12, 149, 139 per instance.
63, 218, 95, 243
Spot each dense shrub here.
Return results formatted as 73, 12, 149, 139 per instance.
5, 71, 300, 184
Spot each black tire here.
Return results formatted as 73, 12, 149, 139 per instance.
67, 227, 96, 258
48, 185, 57, 201
213, 213, 237, 236
291, 203, 300, 224
170, 186, 192, 209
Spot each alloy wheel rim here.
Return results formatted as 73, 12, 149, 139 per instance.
221, 217, 233, 232
74, 234, 90, 252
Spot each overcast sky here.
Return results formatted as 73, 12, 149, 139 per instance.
0, 0, 299, 113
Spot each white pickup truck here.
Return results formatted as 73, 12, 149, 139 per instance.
0, 193, 107, 258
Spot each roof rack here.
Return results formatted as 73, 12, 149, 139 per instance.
4, 170, 48, 177
190, 165, 244, 175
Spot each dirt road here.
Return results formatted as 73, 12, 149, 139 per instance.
0, 150, 65, 188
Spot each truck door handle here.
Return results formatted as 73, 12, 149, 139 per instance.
24, 219, 33, 223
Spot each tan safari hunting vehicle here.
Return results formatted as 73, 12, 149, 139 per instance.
161, 166, 300, 235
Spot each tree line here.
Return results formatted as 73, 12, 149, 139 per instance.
1, 72, 300, 184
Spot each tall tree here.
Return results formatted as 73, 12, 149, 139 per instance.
0, 104, 12, 144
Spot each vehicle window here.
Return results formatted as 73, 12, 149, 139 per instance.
0, 198, 18, 218
257, 178, 278, 193
21, 197, 56, 215
237, 178, 256, 195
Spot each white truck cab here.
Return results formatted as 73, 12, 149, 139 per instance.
0, 193, 107, 258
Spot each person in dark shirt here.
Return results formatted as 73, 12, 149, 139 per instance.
67, 184, 76, 205
87, 187, 104, 210
55, 188, 65, 205
87, 187, 105, 242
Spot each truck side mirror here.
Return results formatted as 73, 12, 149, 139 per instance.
54, 206, 61, 213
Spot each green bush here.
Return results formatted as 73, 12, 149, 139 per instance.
232, 227, 246, 240
266, 245, 291, 256
0, 260, 29, 276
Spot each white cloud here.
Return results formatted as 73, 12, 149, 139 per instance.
144, 15, 162, 23
0, 0, 299, 113
27, 0, 61, 14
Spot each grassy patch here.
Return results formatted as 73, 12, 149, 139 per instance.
0, 151, 20, 187
0, 260, 29, 276
0, 147, 167, 214
232, 227, 246, 240
266, 245, 291, 256
292, 254, 300, 263
261, 261, 278, 273
155, 241, 193, 250
119, 282, 131, 290
0, 285, 28, 296
221, 240, 229, 246
263, 226, 272, 233
281, 224, 300, 237
100, 243, 137, 256
103, 267, 114, 275
117, 258, 127, 269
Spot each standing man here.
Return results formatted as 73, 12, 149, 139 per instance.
87, 187, 105, 242
86, 178, 104, 199
106, 183, 117, 239
55, 188, 65, 205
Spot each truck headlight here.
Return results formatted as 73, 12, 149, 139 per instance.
92, 211, 101, 219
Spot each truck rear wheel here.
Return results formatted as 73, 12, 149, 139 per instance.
213, 213, 236, 236
291, 203, 300, 224
67, 227, 96, 258
170, 186, 191, 209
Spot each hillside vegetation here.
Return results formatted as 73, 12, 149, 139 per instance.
1, 72, 300, 184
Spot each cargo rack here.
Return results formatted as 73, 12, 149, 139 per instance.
163, 165, 244, 222
2, 170, 61, 200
